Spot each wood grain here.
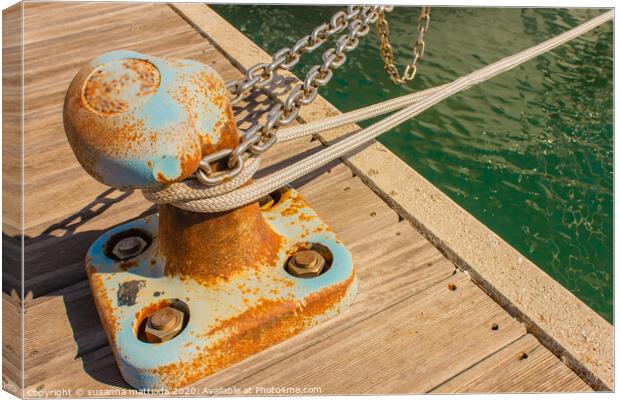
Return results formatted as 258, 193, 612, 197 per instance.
432, 334, 592, 393
13, 2, 594, 395
235, 272, 528, 394
2, 293, 23, 397
3, 1, 23, 236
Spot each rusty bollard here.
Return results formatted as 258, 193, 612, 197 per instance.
64, 50, 357, 390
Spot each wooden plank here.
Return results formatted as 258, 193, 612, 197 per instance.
24, 280, 107, 390
3, 1, 23, 236
2, 4, 24, 396
232, 272, 526, 394
22, 3, 153, 46
23, 35, 225, 111
432, 334, 592, 393
2, 293, 23, 397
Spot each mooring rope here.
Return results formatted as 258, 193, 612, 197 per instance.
276, 84, 446, 141
143, 10, 613, 212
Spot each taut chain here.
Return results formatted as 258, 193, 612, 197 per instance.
196, 5, 388, 185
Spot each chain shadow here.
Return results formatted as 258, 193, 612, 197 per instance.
232, 73, 298, 130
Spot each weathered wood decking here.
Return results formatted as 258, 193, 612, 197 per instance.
3, 2, 597, 396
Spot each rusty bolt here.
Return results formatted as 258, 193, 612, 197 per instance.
144, 307, 185, 343
112, 236, 147, 260
287, 250, 325, 278
150, 307, 177, 330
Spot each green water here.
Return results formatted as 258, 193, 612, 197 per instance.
213, 6, 614, 322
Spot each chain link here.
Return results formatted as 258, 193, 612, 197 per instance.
197, 5, 386, 186
377, 6, 431, 85
226, 6, 365, 106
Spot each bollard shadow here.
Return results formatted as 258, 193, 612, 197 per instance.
5, 188, 157, 389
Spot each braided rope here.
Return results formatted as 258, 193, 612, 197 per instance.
276, 84, 445, 141
142, 157, 260, 203
142, 80, 443, 207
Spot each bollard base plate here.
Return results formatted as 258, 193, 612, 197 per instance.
85, 187, 357, 390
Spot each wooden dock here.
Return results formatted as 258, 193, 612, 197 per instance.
2, 2, 607, 396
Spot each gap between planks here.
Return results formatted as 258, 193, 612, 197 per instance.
431, 334, 592, 393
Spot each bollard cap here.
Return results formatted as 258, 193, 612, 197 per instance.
63, 50, 240, 189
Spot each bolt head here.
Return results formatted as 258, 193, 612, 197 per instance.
149, 307, 177, 331
288, 250, 325, 278
112, 236, 147, 260
294, 250, 318, 269
144, 307, 185, 343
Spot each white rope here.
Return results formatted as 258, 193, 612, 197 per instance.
142, 157, 260, 203
143, 10, 613, 213
276, 84, 446, 141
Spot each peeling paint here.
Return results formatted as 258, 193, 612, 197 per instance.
117, 280, 147, 307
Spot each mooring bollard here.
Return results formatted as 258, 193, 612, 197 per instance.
63, 50, 357, 390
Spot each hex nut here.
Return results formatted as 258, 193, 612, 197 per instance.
287, 250, 326, 278
144, 307, 185, 343
112, 236, 148, 260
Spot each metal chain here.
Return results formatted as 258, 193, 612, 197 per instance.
226, 6, 366, 106
377, 6, 431, 85
197, 5, 386, 186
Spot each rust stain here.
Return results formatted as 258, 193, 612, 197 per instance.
158, 201, 283, 287
180, 150, 202, 183
65, 77, 153, 186
119, 258, 138, 271
81, 59, 160, 116
132, 299, 170, 335
279, 191, 305, 217
298, 213, 315, 222
65, 57, 241, 188
214, 106, 241, 154
169, 69, 240, 178
151, 272, 355, 388
86, 258, 119, 348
